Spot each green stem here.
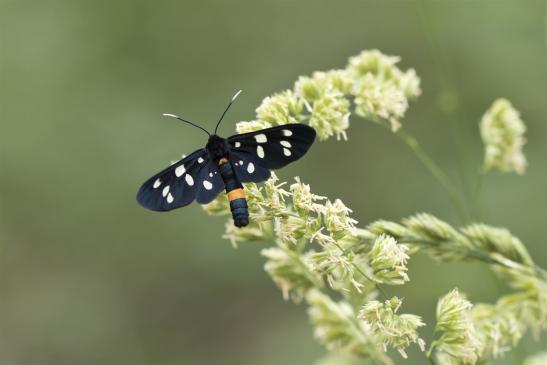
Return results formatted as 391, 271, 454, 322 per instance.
471, 168, 485, 220
417, 0, 475, 203
426, 340, 439, 364
395, 128, 469, 222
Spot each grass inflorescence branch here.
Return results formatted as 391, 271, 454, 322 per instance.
202, 49, 543, 364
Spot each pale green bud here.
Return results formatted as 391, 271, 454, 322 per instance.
318, 70, 354, 95
347, 50, 420, 131
262, 173, 291, 216
235, 120, 272, 134
347, 50, 421, 98
306, 289, 391, 363
369, 235, 410, 285
396, 68, 421, 99
480, 98, 527, 174
295, 75, 326, 101
323, 199, 358, 237
461, 224, 533, 266
433, 289, 482, 365
471, 303, 523, 360
274, 215, 309, 245
255, 90, 304, 125
308, 91, 351, 141
496, 279, 547, 337
295, 70, 353, 101
347, 50, 401, 79
262, 247, 321, 301
290, 177, 327, 215
223, 220, 272, 247
352, 76, 408, 132
367, 220, 412, 241
310, 240, 370, 293
403, 213, 466, 245
201, 194, 230, 216
359, 297, 426, 358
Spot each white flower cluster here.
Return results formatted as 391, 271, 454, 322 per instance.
480, 98, 527, 174
432, 289, 482, 364
255, 90, 304, 126
369, 235, 410, 285
359, 297, 425, 358
306, 289, 392, 364
433, 285, 547, 364
295, 72, 351, 140
347, 50, 421, 131
235, 49, 421, 141
204, 173, 422, 360
201, 49, 542, 364
370, 213, 547, 363
262, 247, 321, 301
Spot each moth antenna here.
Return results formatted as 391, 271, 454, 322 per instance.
214, 90, 242, 135
162, 113, 211, 137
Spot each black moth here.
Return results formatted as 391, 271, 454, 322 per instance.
137, 91, 316, 227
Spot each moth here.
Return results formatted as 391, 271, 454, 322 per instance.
137, 91, 316, 227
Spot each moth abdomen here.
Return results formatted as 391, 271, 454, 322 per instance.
219, 161, 249, 227
229, 195, 249, 227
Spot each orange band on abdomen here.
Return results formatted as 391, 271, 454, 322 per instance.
227, 188, 245, 201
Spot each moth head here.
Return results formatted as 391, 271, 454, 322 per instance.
206, 134, 229, 161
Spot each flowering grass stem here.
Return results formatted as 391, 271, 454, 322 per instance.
471, 169, 485, 221
202, 49, 543, 364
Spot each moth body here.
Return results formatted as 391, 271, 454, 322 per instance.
218, 161, 249, 227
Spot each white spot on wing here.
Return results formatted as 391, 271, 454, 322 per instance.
162, 185, 170, 197
254, 134, 267, 143
280, 140, 292, 148
283, 148, 292, 156
175, 165, 186, 177
185, 174, 194, 186
209, 172, 213, 178
203, 180, 213, 190
257, 145, 265, 158
282, 129, 293, 137
235, 142, 241, 148
197, 157, 204, 164
239, 160, 243, 165
247, 162, 255, 173
153, 179, 161, 189
167, 193, 174, 203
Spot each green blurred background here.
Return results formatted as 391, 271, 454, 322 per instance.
1, 0, 546, 364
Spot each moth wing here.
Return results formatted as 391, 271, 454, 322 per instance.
228, 150, 271, 183
227, 124, 316, 169
137, 149, 219, 211
195, 161, 225, 204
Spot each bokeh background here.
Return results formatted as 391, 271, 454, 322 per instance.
1, 0, 546, 364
